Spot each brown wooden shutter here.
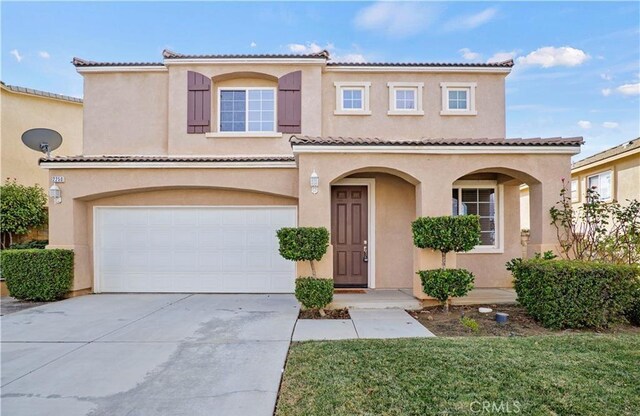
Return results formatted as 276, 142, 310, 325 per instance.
187, 71, 211, 134
277, 71, 302, 134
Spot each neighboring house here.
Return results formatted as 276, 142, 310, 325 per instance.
0, 81, 83, 243
520, 138, 640, 229
41, 50, 582, 299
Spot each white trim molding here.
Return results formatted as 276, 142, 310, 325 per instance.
325, 66, 512, 74
40, 161, 297, 169
292, 145, 581, 155
76, 66, 168, 73
333, 81, 372, 115
387, 82, 424, 116
165, 58, 327, 65
332, 178, 376, 289
206, 132, 283, 139
440, 82, 477, 116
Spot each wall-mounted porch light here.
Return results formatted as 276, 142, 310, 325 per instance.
49, 184, 62, 204
310, 170, 319, 194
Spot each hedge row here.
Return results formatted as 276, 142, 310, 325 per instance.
509, 258, 639, 329
1, 249, 74, 301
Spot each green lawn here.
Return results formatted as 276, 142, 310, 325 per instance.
276, 335, 640, 416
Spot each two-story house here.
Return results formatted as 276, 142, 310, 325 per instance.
41, 50, 583, 299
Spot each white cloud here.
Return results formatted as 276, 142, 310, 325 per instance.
445, 7, 498, 31
601, 88, 612, 96
250, 42, 257, 48
602, 122, 619, 129
10, 49, 23, 62
517, 46, 589, 68
487, 51, 517, 63
616, 82, 640, 96
287, 42, 330, 54
577, 120, 592, 129
354, 2, 438, 38
334, 53, 366, 63
38, 51, 50, 59
600, 73, 612, 81
459, 48, 481, 61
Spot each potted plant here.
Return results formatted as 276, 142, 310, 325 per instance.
412, 215, 481, 312
276, 227, 333, 316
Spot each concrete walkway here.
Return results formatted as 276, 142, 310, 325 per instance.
1, 294, 299, 416
292, 308, 435, 341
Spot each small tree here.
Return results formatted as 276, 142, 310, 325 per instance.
276, 227, 333, 314
0, 179, 48, 248
412, 215, 481, 311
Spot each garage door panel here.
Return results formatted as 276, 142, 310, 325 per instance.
96, 207, 296, 293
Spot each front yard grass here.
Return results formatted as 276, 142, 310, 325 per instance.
276, 335, 640, 416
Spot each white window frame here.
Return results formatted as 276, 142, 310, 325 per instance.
216, 87, 277, 135
571, 179, 579, 202
387, 82, 424, 115
334, 81, 371, 115
587, 170, 613, 201
452, 180, 504, 254
440, 82, 477, 116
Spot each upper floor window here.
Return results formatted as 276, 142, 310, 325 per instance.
334, 82, 371, 115
440, 82, 477, 116
219, 88, 275, 132
387, 82, 424, 115
587, 171, 612, 201
571, 179, 579, 202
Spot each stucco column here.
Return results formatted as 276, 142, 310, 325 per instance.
527, 182, 562, 258
296, 155, 334, 279
413, 182, 456, 300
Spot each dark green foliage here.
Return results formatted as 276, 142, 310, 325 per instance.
1, 249, 74, 301
418, 269, 475, 305
412, 215, 481, 255
627, 282, 640, 326
276, 227, 330, 262
9, 240, 49, 250
509, 258, 638, 329
295, 277, 334, 309
0, 179, 48, 247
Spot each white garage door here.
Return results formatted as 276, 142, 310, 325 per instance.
94, 206, 296, 293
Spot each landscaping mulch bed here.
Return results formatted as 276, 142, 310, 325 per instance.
408, 304, 640, 336
298, 308, 350, 320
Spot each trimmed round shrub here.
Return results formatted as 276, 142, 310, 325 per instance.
295, 277, 333, 309
510, 259, 638, 329
418, 268, 475, 305
276, 227, 329, 263
1, 249, 74, 301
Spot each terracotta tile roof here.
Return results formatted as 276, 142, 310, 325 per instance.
162, 49, 330, 60
290, 136, 584, 147
327, 59, 514, 68
1, 81, 82, 103
573, 138, 640, 169
72, 57, 164, 67
39, 155, 295, 164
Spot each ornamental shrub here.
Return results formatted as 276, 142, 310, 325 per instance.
508, 258, 638, 329
295, 277, 334, 310
412, 215, 481, 268
626, 282, 640, 326
0, 179, 48, 248
418, 269, 475, 309
276, 227, 330, 278
1, 249, 74, 301
9, 240, 48, 250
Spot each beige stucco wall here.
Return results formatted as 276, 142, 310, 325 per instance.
82, 72, 168, 155
321, 72, 506, 139
0, 86, 82, 188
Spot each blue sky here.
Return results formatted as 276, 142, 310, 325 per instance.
2, 1, 639, 158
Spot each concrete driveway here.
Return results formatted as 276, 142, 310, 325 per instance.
1, 294, 299, 416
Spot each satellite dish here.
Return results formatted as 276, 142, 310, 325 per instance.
21, 128, 63, 158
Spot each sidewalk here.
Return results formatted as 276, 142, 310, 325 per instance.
292, 308, 435, 341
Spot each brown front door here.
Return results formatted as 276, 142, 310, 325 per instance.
331, 186, 368, 287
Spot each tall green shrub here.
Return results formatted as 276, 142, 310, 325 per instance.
0, 179, 48, 248
508, 258, 638, 329
412, 215, 481, 310
276, 227, 332, 312
1, 249, 74, 301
